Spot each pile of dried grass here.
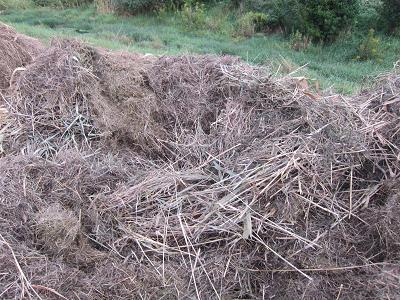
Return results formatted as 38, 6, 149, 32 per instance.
0, 23, 43, 90
90, 49, 162, 154
359, 62, 400, 153
5, 39, 99, 156
1, 25, 400, 299
92, 74, 396, 298
5, 40, 264, 157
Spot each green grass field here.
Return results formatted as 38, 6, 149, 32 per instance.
1, 6, 399, 94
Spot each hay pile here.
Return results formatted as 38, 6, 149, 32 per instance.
1, 24, 400, 299
0, 22, 43, 90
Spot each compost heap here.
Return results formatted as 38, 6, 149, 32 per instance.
0, 23, 43, 90
0, 24, 399, 300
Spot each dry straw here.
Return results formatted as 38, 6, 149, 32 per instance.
0, 25, 399, 299
0, 22, 43, 90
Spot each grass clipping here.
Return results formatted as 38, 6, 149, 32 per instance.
0, 24, 400, 299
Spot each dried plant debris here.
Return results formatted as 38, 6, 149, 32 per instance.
0, 24, 400, 299
0, 22, 43, 90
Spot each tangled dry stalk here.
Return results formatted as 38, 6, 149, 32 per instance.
0, 22, 43, 90
0, 24, 399, 299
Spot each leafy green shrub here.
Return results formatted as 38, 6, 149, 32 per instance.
245, 0, 359, 42
179, 0, 206, 31
354, 0, 380, 31
300, 0, 359, 42
236, 11, 268, 37
262, 0, 304, 34
241, 0, 304, 34
380, 0, 400, 33
290, 30, 310, 51
355, 28, 382, 62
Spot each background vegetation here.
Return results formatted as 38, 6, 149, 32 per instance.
0, 0, 399, 94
